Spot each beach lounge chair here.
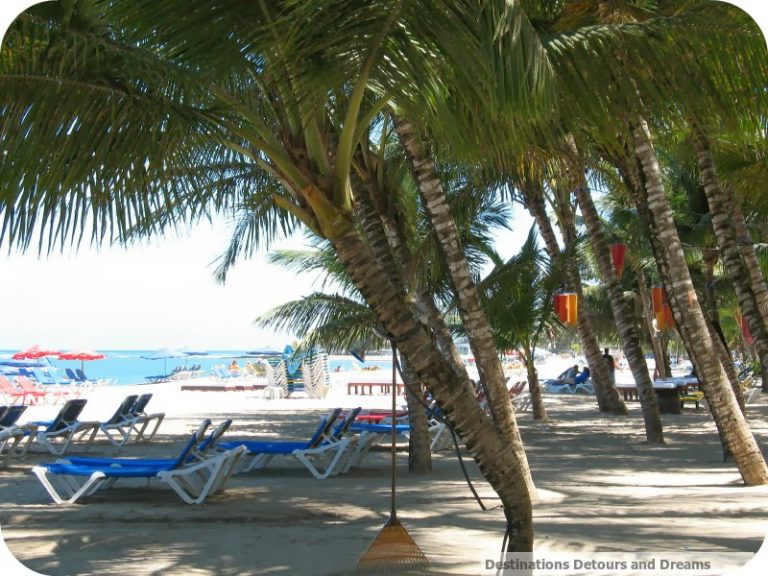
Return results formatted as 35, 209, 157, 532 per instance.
16, 375, 70, 405
343, 418, 449, 472
27, 399, 101, 455
0, 375, 36, 405
1, 426, 30, 464
220, 408, 351, 479
32, 432, 247, 505
66, 419, 230, 469
302, 354, 331, 399
0, 405, 27, 429
97, 395, 140, 446
126, 393, 165, 442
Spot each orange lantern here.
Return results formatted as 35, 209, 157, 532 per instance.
563, 293, 578, 326
651, 286, 664, 314
611, 243, 628, 280
652, 286, 672, 330
554, 293, 578, 325
662, 303, 675, 329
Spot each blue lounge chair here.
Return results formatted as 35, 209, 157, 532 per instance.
343, 419, 448, 472
0, 405, 27, 429
219, 409, 351, 479
27, 399, 101, 455
97, 395, 140, 446
125, 393, 165, 442
66, 419, 229, 468
32, 431, 246, 504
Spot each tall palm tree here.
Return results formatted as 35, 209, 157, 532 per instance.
0, 1, 557, 548
476, 227, 561, 420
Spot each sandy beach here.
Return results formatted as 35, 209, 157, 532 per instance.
1, 370, 768, 576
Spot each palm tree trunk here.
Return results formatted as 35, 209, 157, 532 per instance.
733, 201, 768, 320
523, 185, 626, 414
331, 226, 535, 549
691, 127, 768, 394
632, 117, 768, 485
523, 345, 548, 420
392, 115, 520, 435
401, 360, 432, 473
575, 184, 664, 442
352, 182, 440, 462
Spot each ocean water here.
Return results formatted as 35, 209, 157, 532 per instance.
0, 350, 393, 386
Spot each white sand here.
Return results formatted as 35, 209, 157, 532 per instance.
1, 367, 768, 575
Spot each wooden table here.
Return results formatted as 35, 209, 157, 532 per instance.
616, 378, 700, 414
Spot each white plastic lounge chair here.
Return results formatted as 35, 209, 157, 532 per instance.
27, 399, 101, 456
302, 354, 331, 399
1, 425, 36, 464
220, 409, 351, 479
97, 395, 140, 446
126, 393, 165, 442
32, 432, 246, 505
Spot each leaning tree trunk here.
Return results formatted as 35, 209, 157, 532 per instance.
557, 190, 628, 415
401, 360, 432, 473
523, 184, 626, 414
527, 363, 547, 421
575, 183, 664, 442
393, 115, 521, 440
352, 183, 435, 463
522, 344, 548, 420
331, 226, 535, 549
733, 201, 768, 320
692, 127, 768, 393
632, 117, 768, 485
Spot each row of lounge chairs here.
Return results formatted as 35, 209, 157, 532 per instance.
0, 394, 165, 462
25, 400, 446, 504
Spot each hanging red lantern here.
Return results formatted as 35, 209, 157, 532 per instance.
611, 243, 628, 280
553, 294, 565, 321
739, 313, 754, 345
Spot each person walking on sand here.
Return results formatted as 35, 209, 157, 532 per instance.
603, 348, 617, 386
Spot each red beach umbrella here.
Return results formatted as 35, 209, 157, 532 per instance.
58, 349, 106, 372
12, 345, 61, 360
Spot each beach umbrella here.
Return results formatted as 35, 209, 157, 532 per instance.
141, 348, 184, 376
12, 345, 60, 362
58, 349, 106, 372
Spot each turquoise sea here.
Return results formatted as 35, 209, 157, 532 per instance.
0, 350, 392, 386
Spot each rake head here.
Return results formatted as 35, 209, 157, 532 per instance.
355, 515, 429, 574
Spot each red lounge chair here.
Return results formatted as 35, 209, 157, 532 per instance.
0, 375, 31, 405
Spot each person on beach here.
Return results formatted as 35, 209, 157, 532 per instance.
229, 360, 241, 373
574, 367, 590, 384
556, 364, 580, 385
603, 348, 617, 385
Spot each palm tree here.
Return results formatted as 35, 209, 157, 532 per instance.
476, 227, 560, 420
572, 178, 664, 443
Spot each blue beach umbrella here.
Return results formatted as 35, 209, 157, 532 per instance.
141, 348, 184, 376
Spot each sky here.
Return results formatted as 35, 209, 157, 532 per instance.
1, 1, 767, 353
